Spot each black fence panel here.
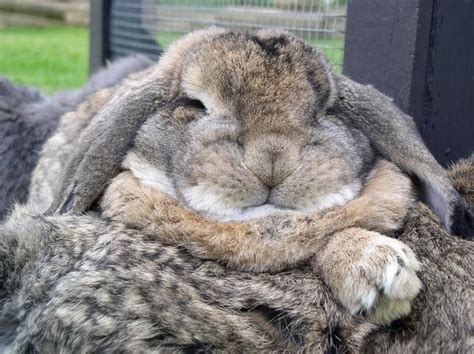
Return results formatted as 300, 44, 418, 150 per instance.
344, 0, 473, 165
89, 0, 111, 73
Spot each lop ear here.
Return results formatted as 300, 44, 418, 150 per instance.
331, 74, 473, 239
47, 28, 230, 215
47, 79, 162, 215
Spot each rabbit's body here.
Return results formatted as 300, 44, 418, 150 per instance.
0, 161, 472, 353
28, 30, 421, 325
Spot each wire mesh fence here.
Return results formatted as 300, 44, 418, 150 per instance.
109, 0, 347, 70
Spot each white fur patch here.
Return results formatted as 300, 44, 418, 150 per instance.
368, 236, 421, 300
381, 261, 400, 294
181, 184, 243, 219
220, 204, 303, 222
360, 288, 378, 312
124, 153, 360, 221
342, 236, 421, 320
182, 182, 360, 221
373, 237, 421, 272
182, 185, 302, 222
122, 152, 177, 197
305, 182, 361, 213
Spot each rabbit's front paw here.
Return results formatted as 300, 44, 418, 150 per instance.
317, 229, 421, 325
346, 236, 421, 324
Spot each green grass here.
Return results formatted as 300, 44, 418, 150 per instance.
0, 26, 341, 94
156, 31, 183, 49
0, 26, 88, 94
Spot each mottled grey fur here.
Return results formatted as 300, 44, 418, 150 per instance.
0, 55, 154, 220
0, 161, 472, 352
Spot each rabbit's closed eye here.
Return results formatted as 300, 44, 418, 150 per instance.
177, 97, 207, 111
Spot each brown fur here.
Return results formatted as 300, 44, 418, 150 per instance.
450, 156, 474, 203
101, 159, 420, 324
25, 35, 469, 326
102, 160, 414, 268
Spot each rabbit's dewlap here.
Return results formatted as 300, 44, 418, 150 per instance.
124, 29, 375, 221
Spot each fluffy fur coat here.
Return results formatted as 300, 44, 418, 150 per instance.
0, 159, 472, 352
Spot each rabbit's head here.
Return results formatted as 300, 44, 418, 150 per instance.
121, 28, 373, 220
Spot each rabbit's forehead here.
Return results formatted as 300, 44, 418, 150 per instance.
180, 34, 323, 116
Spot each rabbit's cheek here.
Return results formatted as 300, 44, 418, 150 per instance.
269, 151, 362, 212
177, 144, 268, 218
122, 152, 177, 198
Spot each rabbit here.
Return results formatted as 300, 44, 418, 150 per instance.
38, 27, 471, 237
25, 27, 430, 324
3, 22, 473, 346
27, 28, 472, 323
0, 55, 155, 220
30, 74, 421, 323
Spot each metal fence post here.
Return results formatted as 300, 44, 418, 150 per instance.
89, 0, 111, 74
343, 0, 473, 165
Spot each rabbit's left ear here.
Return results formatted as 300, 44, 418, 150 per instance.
331, 75, 473, 239
47, 79, 162, 215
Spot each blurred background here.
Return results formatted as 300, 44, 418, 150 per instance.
0, 0, 346, 94
0, 0, 89, 93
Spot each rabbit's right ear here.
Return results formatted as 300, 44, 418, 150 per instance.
331, 74, 473, 239
47, 78, 163, 215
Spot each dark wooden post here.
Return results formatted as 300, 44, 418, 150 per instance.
89, 0, 111, 74
343, 0, 473, 165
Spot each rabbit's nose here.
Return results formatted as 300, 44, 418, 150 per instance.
244, 135, 300, 188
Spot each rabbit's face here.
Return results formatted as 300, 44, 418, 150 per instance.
125, 29, 374, 220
